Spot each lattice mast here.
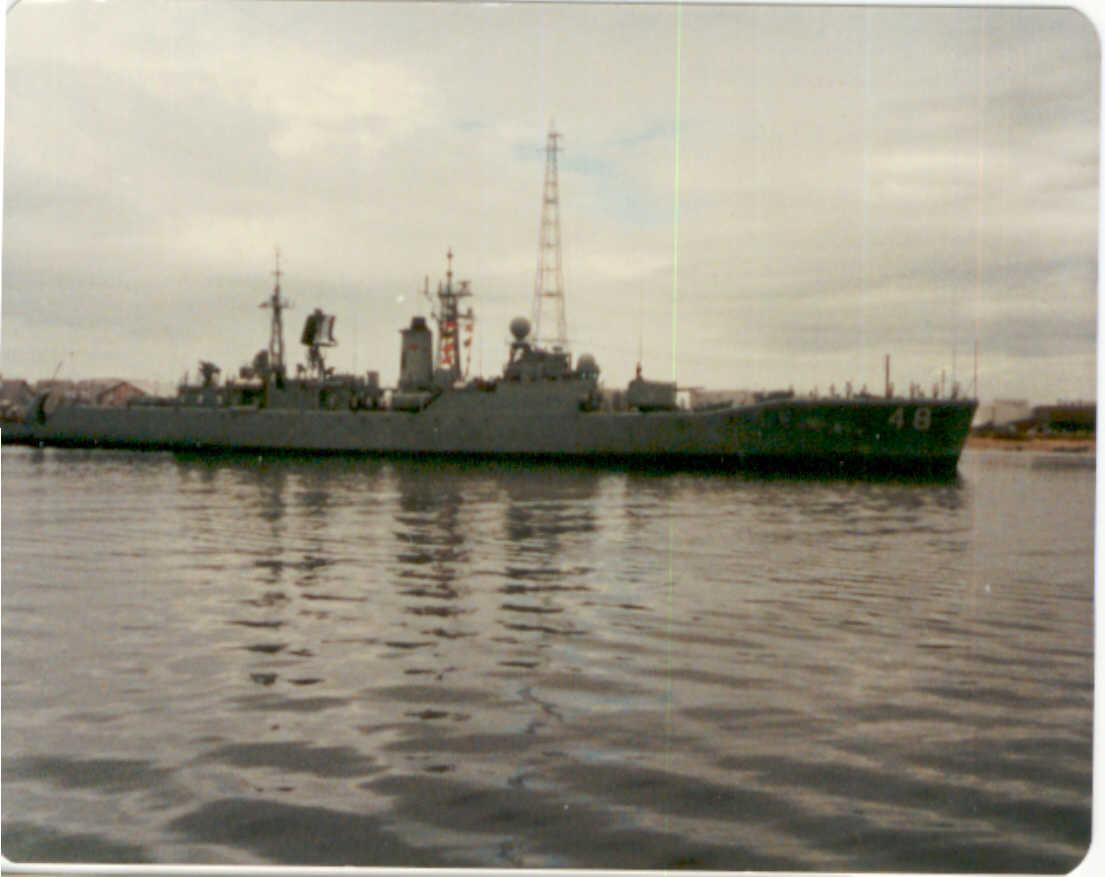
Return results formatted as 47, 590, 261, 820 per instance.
260, 248, 292, 378
424, 249, 475, 381
532, 127, 568, 351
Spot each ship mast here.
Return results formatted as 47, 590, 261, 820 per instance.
532, 125, 568, 352
433, 249, 474, 382
260, 248, 292, 379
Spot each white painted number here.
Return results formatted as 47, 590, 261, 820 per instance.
888, 406, 931, 431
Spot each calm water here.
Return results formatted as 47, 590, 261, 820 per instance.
1, 446, 1094, 871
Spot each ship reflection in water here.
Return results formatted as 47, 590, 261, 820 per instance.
0, 447, 1093, 871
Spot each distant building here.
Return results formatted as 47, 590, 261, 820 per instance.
974, 399, 1096, 436
1029, 403, 1095, 434
973, 399, 1031, 429
29, 378, 147, 407
33, 379, 78, 400
32, 379, 62, 391
0, 378, 33, 405
688, 388, 755, 410
0, 378, 34, 420
94, 381, 147, 407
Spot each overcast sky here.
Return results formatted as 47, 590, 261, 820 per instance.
1, 1, 1098, 403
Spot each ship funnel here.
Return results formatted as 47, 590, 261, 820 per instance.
399, 316, 434, 390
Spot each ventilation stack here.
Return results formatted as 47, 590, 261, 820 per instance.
398, 317, 434, 390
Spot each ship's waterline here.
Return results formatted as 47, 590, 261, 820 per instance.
8, 394, 977, 470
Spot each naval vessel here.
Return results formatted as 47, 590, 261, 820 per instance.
5, 252, 975, 474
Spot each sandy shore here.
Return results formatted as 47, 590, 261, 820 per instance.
966, 435, 1095, 454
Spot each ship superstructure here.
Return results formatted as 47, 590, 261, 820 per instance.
8, 246, 976, 474
4, 129, 977, 474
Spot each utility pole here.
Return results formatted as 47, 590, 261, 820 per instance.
532, 126, 568, 352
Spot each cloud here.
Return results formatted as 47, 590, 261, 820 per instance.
1, 2, 1096, 405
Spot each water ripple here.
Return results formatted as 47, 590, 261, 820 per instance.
1, 446, 1093, 870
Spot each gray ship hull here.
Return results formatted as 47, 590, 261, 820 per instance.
4, 385, 977, 474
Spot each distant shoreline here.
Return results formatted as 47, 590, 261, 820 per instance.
967, 435, 1095, 454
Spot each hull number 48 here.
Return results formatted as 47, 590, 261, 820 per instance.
889, 406, 932, 431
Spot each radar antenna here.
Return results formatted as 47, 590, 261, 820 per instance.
300, 307, 338, 379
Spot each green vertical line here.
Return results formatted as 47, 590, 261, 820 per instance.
665, 0, 683, 807
671, 3, 683, 382
665, 507, 675, 788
